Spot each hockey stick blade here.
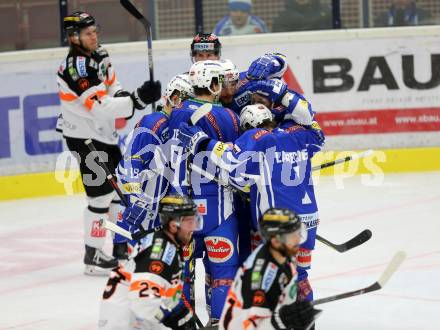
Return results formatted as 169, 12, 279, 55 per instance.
101, 219, 133, 240
377, 250, 406, 287
313, 251, 407, 305
190, 103, 213, 125
312, 149, 374, 171
317, 229, 372, 253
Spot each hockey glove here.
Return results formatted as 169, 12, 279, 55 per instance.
122, 196, 148, 227
178, 123, 210, 155
131, 80, 162, 110
282, 92, 315, 126
308, 121, 325, 144
160, 303, 196, 330
247, 79, 288, 105
247, 53, 287, 80
271, 300, 321, 330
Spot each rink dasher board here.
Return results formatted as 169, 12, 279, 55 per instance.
0, 26, 439, 199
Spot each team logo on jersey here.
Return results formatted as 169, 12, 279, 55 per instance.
162, 242, 177, 266
252, 290, 266, 306
91, 220, 106, 237
297, 248, 312, 268
234, 91, 251, 107
149, 260, 164, 274
78, 78, 90, 90
68, 66, 79, 81
261, 262, 278, 292
193, 199, 207, 215
204, 236, 234, 263
76, 56, 88, 77
150, 238, 164, 259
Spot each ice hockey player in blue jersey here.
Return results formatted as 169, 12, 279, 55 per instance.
113, 74, 195, 259
178, 102, 324, 304
168, 60, 241, 325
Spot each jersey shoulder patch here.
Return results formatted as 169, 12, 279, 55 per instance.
63, 55, 101, 95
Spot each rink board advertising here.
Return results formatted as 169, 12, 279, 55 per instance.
0, 27, 439, 176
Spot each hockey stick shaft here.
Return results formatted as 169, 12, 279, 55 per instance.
312, 149, 373, 171
120, 0, 155, 109
190, 158, 371, 253
84, 139, 128, 207
312, 251, 406, 305
85, 138, 203, 327
184, 103, 213, 328
84, 139, 162, 238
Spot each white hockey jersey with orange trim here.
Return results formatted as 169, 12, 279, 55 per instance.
56, 46, 133, 145
98, 231, 184, 329
219, 244, 298, 330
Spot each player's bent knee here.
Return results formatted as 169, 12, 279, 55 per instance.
87, 191, 115, 211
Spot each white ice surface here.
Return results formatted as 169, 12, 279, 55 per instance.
1, 172, 439, 329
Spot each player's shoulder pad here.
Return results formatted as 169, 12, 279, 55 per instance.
68, 54, 100, 80
250, 128, 272, 141
136, 231, 168, 260
95, 46, 109, 58
243, 245, 279, 293
138, 112, 168, 132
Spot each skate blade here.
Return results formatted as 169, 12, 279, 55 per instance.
84, 265, 113, 276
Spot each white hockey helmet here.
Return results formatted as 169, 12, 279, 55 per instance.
239, 103, 274, 131
189, 60, 224, 95
165, 74, 195, 106
218, 59, 239, 85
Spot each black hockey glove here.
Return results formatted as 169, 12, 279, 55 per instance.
271, 300, 321, 330
161, 304, 196, 330
131, 80, 162, 110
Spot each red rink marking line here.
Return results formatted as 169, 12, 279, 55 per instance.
0, 319, 49, 330
312, 250, 440, 283
324, 194, 440, 223
0, 219, 83, 277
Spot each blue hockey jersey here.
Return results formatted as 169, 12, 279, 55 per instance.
117, 111, 171, 230
168, 98, 240, 232
204, 121, 324, 249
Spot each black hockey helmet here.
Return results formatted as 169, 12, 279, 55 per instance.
190, 33, 222, 58
259, 208, 306, 243
159, 194, 198, 225
63, 11, 96, 34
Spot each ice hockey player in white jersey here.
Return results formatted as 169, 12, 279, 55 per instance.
98, 194, 202, 330
219, 208, 321, 330
56, 11, 161, 275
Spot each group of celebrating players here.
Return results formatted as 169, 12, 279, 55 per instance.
58, 11, 325, 330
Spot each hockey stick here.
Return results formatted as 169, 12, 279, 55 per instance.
316, 229, 372, 253
312, 251, 407, 305
84, 139, 162, 239
184, 103, 213, 329
189, 160, 373, 253
85, 138, 204, 328
120, 0, 156, 110
312, 149, 373, 171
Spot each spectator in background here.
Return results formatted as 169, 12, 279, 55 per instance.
272, 0, 333, 32
214, 0, 268, 36
375, 0, 430, 27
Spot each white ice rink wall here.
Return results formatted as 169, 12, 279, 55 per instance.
0, 26, 439, 199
